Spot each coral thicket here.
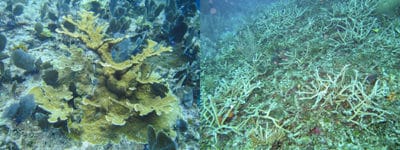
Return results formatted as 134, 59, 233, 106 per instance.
201, 0, 400, 149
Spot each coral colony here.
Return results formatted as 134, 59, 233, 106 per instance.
29, 11, 180, 144
0, 0, 199, 149
200, 0, 400, 149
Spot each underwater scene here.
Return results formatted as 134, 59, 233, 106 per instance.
201, 0, 400, 149
1, 0, 400, 149
0, 0, 199, 149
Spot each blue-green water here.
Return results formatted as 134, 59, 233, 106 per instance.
201, 0, 400, 149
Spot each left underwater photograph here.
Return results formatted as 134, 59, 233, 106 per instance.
0, 0, 200, 149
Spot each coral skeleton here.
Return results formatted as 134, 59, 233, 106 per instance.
297, 65, 392, 129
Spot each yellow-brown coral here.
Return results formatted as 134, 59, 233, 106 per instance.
31, 10, 180, 145
29, 85, 73, 123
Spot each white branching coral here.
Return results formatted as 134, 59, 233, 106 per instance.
297, 65, 391, 129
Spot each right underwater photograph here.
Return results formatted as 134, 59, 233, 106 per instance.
200, 0, 400, 149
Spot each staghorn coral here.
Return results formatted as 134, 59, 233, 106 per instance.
297, 65, 392, 129
201, 0, 400, 148
30, 10, 180, 145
